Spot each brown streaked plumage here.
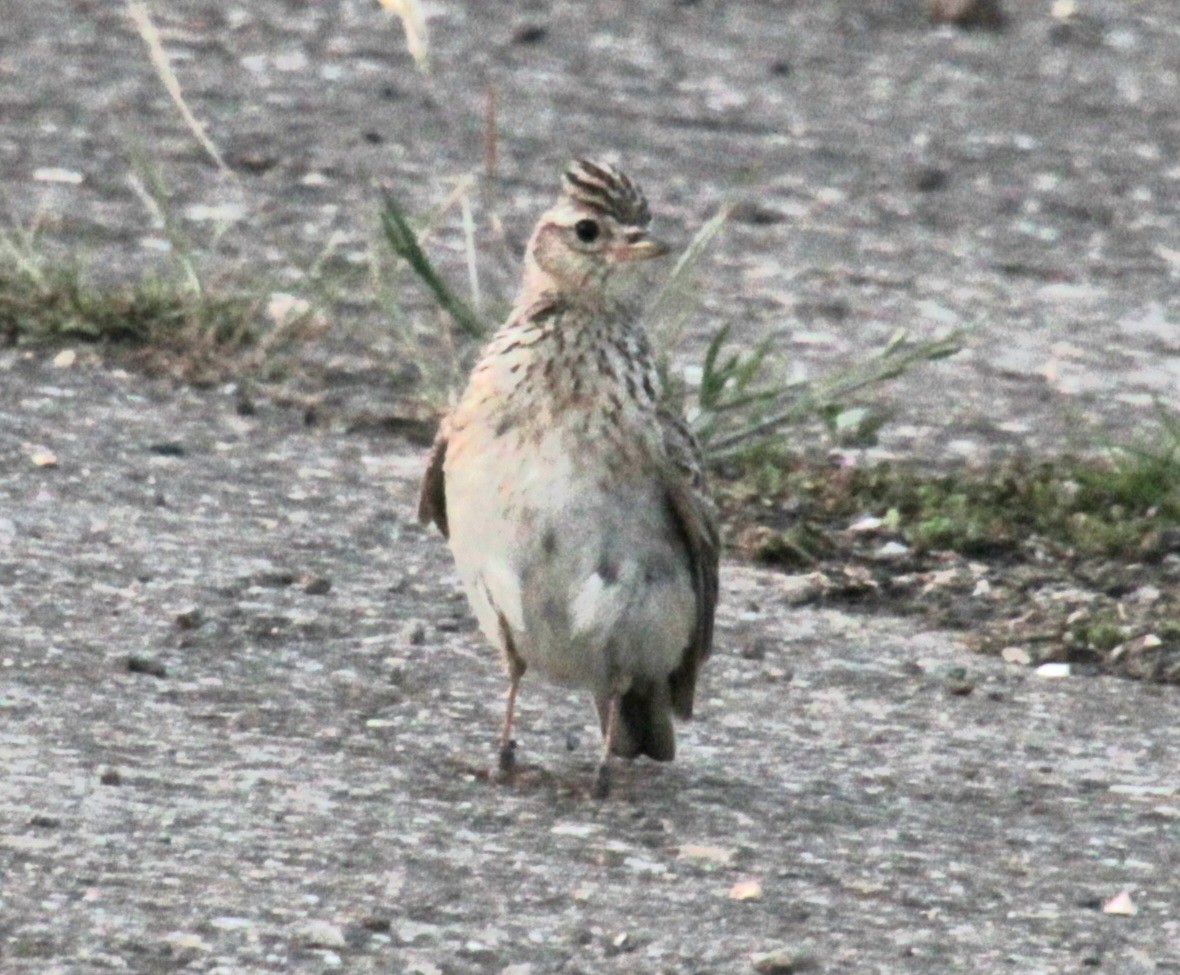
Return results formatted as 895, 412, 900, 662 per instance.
419, 160, 719, 798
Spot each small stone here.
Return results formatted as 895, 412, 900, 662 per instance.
912, 165, 949, 192
873, 541, 910, 560
1102, 890, 1137, 916
360, 916, 392, 933
679, 844, 736, 865
730, 200, 787, 225
729, 879, 764, 901
295, 919, 347, 949
165, 932, 209, 953
741, 637, 777, 661
302, 575, 332, 596
928, 0, 1004, 28
210, 916, 254, 932
752, 947, 818, 974
1001, 646, 1032, 666
34, 167, 84, 184
175, 607, 205, 630
28, 814, 60, 829
1035, 662, 1071, 679
100, 769, 122, 786
512, 23, 547, 43
125, 655, 167, 678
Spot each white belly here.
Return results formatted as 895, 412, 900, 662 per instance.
444, 428, 695, 696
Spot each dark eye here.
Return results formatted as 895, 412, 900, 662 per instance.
574, 219, 600, 243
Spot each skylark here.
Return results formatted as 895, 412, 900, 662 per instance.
419, 160, 719, 798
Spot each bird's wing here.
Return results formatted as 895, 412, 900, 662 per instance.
418, 419, 449, 539
657, 407, 720, 719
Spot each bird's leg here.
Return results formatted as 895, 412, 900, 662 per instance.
592, 694, 620, 800
495, 613, 525, 776
498, 659, 525, 774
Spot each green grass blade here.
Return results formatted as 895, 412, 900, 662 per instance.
379, 191, 487, 339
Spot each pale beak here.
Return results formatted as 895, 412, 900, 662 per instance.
610, 235, 671, 263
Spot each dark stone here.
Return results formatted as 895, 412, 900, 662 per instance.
512, 24, 547, 44
913, 166, 949, 192
302, 575, 332, 596
928, 0, 1004, 29
175, 607, 205, 630
125, 655, 167, 678
29, 814, 60, 828
741, 637, 778, 660
730, 200, 787, 225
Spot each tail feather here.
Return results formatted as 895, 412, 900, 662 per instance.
597, 681, 676, 762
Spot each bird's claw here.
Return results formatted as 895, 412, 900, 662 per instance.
591, 762, 612, 800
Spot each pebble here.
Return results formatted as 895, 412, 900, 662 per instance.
302, 575, 332, 595
752, 947, 818, 974
295, 919, 347, 949
1001, 646, 1032, 666
125, 655, 167, 678
928, 0, 1004, 28
175, 607, 205, 630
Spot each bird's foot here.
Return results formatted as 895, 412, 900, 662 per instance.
497, 739, 517, 776
591, 761, 612, 800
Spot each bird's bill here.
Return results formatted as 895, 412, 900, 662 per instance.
609, 236, 671, 263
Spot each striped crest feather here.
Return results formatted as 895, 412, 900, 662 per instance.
561, 159, 651, 227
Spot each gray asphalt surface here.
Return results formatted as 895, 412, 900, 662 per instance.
2, 355, 1179, 974
2, 2, 1180, 973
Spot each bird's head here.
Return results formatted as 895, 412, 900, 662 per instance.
521, 159, 669, 300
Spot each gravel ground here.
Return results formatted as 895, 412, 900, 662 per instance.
2, 354, 1178, 974
2, 2, 1180, 973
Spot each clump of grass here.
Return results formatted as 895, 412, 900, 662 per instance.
376, 188, 962, 459
0, 219, 314, 384
728, 415, 1180, 562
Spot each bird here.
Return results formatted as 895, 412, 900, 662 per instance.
418, 159, 719, 798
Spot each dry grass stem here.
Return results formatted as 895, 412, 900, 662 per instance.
125, 2, 233, 176
376, 0, 430, 73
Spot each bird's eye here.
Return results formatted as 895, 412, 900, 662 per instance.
574, 219, 600, 243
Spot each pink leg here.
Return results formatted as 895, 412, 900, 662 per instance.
498, 663, 524, 773
591, 694, 620, 800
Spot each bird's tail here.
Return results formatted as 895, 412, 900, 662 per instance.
597, 680, 676, 762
